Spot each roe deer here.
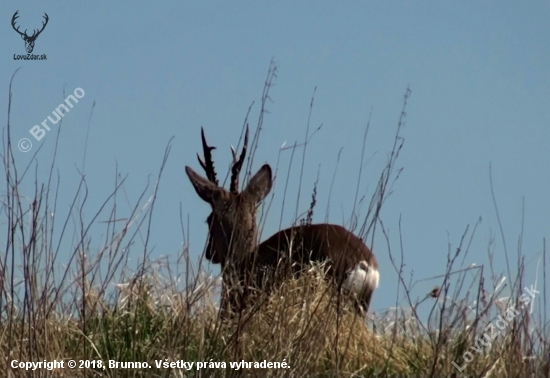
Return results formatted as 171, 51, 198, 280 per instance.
185, 126, 379, 317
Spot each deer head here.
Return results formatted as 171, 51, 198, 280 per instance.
185, 125, 272, 268
12, 11, 49, 54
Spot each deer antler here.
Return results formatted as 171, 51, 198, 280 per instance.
11, 11, 49, 39
196, 127, 219, 185
32, 13, 49, 39
230, 124, 249, 194
11, 11, 25, 37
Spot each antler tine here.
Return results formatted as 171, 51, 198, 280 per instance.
38, 13, 49, 34
11, 11, 23, 36
198, 126, 219, 185
229, 124, 249, 194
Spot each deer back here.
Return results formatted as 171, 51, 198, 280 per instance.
256, 224, 375, 276
253, 223, 379, 312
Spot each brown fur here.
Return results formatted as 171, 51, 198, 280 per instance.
250, 223, 378, 313
185, 127, 379, 317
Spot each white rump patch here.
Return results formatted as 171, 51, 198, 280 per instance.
343, 260, 379, 296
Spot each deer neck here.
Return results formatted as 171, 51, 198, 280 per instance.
225, 226, 256, 268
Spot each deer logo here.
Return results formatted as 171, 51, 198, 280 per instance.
11, 11, 49, 54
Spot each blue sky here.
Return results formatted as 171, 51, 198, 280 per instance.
1, 1, 549, 314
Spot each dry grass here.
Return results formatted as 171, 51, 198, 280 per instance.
2, 260, 547, 377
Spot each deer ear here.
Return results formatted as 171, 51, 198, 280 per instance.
185, 166, 220, 204
243, 164, 272, 203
